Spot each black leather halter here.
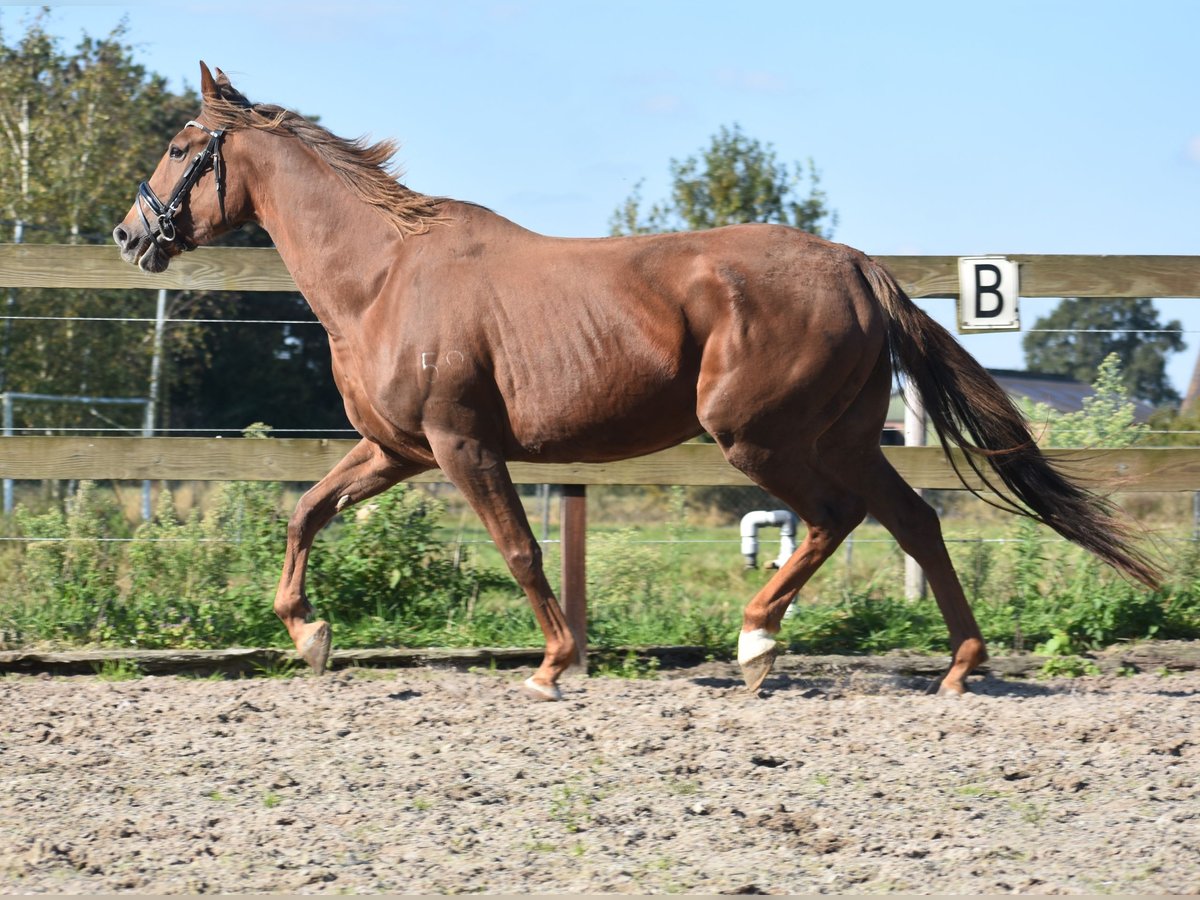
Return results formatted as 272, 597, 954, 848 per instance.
137, 120, 226, 250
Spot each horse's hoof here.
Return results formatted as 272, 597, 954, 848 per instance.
521, 676, 563, 702
737, 629, 780, 692
739, 649, 779, 693
296, 620, 332, 675
934, 663, 972, 698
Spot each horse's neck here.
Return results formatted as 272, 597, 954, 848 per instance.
246, 134, 401, 329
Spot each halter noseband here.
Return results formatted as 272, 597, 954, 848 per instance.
137, 120, 227, 250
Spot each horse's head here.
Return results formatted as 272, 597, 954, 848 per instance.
113, 62, 250, 272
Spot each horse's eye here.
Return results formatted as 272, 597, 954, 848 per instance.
169, 145, 185, 160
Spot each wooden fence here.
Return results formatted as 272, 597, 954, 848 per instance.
4, 245, 1199, 298
3, 244, 1200, 665
3, 244, 1199, 487
1, 435, 1200, 490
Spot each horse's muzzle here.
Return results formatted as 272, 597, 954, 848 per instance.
112, 223, 171, 273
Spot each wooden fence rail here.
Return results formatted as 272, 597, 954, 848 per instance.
1, 436, 1200, 491
3, 245, 1200, 298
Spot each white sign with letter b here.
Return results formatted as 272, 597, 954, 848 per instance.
956, 256, 1020, 333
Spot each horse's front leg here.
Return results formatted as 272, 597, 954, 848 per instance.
275, 438, 429, 673
427, 430, 577, 701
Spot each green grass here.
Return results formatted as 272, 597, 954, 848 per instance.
250, 657, 302, 679
447, 510, 1200, 660
0, 480, 1197, 664
92, 658, 142, 681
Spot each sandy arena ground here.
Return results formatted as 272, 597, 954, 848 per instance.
1, 659, 1198, 894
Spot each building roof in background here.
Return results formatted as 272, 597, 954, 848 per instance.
886, 368, 1158, 427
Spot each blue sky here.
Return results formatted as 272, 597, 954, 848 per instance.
7, 0, 1200, 393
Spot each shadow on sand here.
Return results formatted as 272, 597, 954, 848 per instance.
690, 669, 1071, 699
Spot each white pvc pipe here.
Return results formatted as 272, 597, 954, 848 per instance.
903, 377, 928, 600
740, 509, 798, 569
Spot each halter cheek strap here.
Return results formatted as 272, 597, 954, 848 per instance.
137, 120, 227, 250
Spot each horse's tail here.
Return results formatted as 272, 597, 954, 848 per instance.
861, 258, 1162, 589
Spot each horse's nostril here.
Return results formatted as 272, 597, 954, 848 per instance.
113, 225, 129, 247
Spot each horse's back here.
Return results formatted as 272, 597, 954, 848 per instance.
620, 225, 891, 439
363, 213, 892, 462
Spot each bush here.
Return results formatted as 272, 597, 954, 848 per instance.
119, 482, 287, 648
783, 591, 944, 655
9, 481, 126, 645
0, 479, 510, 651
307, 486, 512, 647
2, 477, 1194, 660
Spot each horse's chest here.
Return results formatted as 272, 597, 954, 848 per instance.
331, 336, 485, 450
328, 341, 416, 435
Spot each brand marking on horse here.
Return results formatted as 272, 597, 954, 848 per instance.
420, 352, 439, 382
420, 350, 466, 382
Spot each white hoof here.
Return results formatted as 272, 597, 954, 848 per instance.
521, 676, 563, 702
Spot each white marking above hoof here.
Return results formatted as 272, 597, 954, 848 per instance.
521, 677, 563, 702
737, 629, 778, 667
738, 628, 780, 692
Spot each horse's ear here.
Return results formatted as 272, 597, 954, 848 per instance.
199, 61, 219, 102
214, 67, 233, 90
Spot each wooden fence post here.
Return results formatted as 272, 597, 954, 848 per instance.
560, 484, 588, 673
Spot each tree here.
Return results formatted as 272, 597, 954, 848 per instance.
0, 12, 200, 430
0, 13, 195, 245
610, 124, 837, 520
610, 123, 836, 238
1022, 297, 1184, 406
1021, 353, 1148, 448
0, 13, 348, 437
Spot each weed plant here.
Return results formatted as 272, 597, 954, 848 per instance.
0, 476, 1197, 658
4, 480, 288, 649
306, 486, 513, 647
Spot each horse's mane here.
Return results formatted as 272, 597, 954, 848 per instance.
201, 79, 446, 237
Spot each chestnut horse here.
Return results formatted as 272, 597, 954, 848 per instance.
114, 63, 1159, 700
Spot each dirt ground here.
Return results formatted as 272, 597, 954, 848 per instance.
1, 658, 1198, 895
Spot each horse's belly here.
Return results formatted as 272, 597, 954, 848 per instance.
504, 380, 702, 463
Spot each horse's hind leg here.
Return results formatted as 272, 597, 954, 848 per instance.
858, 450, 987, 695
275, 438, 428, 674
727, 447, 868, 691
